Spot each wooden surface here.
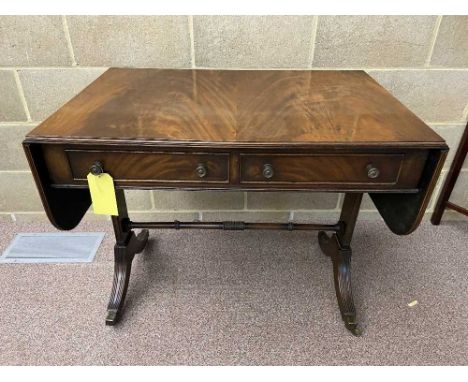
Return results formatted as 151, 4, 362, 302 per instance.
23, 68, 448, 235
22, 68, 450, 332
239, 152, 425, 187
37, 143, 429, 192
26, 68, 445, 148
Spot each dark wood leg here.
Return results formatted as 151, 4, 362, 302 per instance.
319, 193, 363, 336
431, 122, 468, 225
106, 190, 149, 326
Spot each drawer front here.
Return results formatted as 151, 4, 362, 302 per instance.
240, 153, 423, 187
66, 150, 229, 183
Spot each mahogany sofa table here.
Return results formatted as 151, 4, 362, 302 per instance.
23, 68, 447, 335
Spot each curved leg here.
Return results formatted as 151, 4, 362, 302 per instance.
106, 229, 149, 325
106, 242, 133, 325
319, 231, 361, 336
318, 193, 363, 336
105, 189, 150, 326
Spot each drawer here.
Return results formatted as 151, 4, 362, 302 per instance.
66, 150, 230, 183
240, 153, 426, 188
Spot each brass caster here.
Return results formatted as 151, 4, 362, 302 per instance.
345, 321, 362, 336
105, 309, 119, 326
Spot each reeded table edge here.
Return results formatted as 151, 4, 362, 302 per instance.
23, 136, 448, 150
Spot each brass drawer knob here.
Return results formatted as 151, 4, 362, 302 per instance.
263, 163, 274, 179
196, 163, 207, 178
90, 161, 104, 176
366, 164, 380, 179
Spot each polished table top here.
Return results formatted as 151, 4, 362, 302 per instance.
27, 68, 444, 148
23, 69, 449, 332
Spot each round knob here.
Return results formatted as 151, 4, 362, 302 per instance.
90, 161, 104, 176
196, 163, 207, 178
263, 164, 274, 179
366, 164, 380, 179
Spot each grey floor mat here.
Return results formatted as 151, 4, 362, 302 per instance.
0, 232, 105, 263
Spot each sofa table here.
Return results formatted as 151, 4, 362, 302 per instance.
23, 68, 447, 335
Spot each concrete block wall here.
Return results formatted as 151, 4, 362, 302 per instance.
0, 16, 467, 223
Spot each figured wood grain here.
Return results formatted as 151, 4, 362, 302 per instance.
240, 153, 405, 185
239, 152, 427, 188
40, 144, 427, 191
21, 68, 451, 333
26, 68, 446, 148
67, 150, 229, 183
